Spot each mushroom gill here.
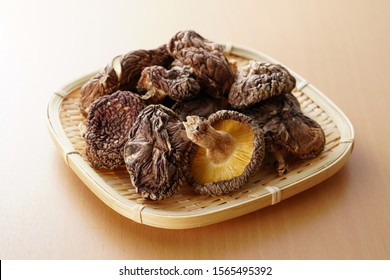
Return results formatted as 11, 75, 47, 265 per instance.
183, 110, 265, 196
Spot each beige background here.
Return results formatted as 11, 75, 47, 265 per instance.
1, 0, 390, 259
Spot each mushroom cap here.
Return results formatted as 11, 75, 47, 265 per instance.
79, 45, 173, 116
241, 93, 300, 126
167, 30, 235, 99
83, 90, 145, 169
167, 30, 224, 52
79, 57, 121, 116
184, 110, 265, 196
123, 105, 192, 200
119, 45, 173, 87
137, 65, 200, 103
242, 93, 325, 159
172, 94, 227, 121
228, 61, 296, 109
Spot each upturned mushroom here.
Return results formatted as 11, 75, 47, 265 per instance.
242, 93, 326, 175
137, 65, 201, 104
79, 45, 173, 116
83, 90, 146, 170
123, 105, 192, 200
229, 60, 296, 109
167, 30, 235, 99
183, 110, 265, 196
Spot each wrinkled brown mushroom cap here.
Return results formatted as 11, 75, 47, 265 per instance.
79, 45, 173, 116
79, 55, 122, 116
123, 105, 192, 200
172, 94, 227, 121
229, 60, 296, 109
242, 93, 326, 174
137, 65, 200, 103
83, 90, 145, 169
183, 110, 265, 196
167, 30, 235, 99
241, 93, 300, 125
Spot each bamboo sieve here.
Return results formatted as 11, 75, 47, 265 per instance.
47, 44, 354, 229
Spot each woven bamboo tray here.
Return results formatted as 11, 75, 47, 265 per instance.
47, 43, 354, 229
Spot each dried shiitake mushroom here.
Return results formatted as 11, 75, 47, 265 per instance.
83, 90, 145, 170
79, 46, 173, 116
183, 110, 265, 196
242, 93, 326, 175
167, 30, 235, 99
172, 95, 227, 121
229, 60, 296, 109
123, 105, 192, 200
137, 65, 200, 104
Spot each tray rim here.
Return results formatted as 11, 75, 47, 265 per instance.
47, 43, 355, 229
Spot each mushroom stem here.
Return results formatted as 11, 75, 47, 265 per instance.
184, 116, 236, 164
140, 87, 168, 104
200, 126, 236, 165
273, 150, 287, 176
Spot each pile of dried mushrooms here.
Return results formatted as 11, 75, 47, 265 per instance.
79, 30, 326, 200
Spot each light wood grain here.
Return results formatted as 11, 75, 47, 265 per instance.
1, 0, 390, 259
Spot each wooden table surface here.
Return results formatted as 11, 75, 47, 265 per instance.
1, 0, 390, 259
